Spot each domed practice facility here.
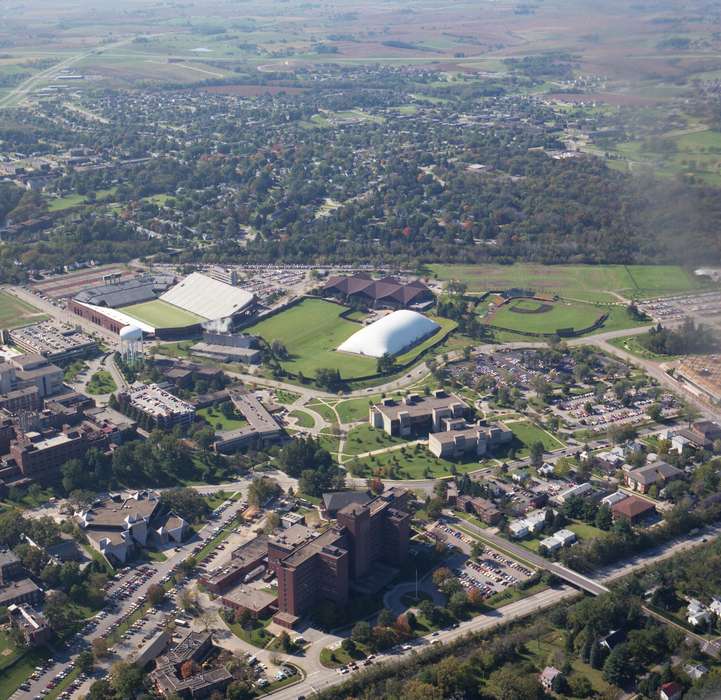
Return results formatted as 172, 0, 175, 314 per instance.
338, 310, 440, 358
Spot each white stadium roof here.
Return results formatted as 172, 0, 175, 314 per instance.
338, 310, 440, 358
159, 272, 254, 321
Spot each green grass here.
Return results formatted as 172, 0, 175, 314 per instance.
486, 298, 605, 335
484, 579, 549, 609
289, 410, 314, 428
46, 187, 117, 212
509, 420, 565, 452
274, 389, 300, 405
0, 291, 47, 328
86, 370, 116, 394
198, 406, 248, 431
319, 643, 368, 668
247, 299, 453, 381
119, 299, 206, 328
156, 340, 194, 358
229, 617, 275, 648
63, 360, 88, 382
335, 396, 379, 423
608, 333, 679, 361
344, 424, 410, 455
305, 401, 338, 423
0, 631, 50, 699
430, 263, 714, 301
355, 443, 484, 479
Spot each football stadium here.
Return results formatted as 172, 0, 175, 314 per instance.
69, 272, 256, 339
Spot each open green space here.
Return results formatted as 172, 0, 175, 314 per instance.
247, 298, 376, 378
274, 389, 300, 405
288, 409, 314, 428
229, 615, 275, 648
344, 424, 410, 455
608, 333, 679, 361
247, 299, 454, 381
120, 299, 206, 329
197, 406, 248, 432
46, 187, 117, 212
0, 291, 47, 328
86, 370, 116, 395
430, 263, 713, 301
509, 420, 565, 452
486, 298, 604, 335
0, 630, 50, 699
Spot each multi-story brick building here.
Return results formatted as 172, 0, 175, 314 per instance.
274, 490, 411, 627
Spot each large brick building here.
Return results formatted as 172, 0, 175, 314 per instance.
274, 490, 411, 627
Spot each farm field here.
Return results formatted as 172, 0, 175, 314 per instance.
119, 299, 205, 328
429, 264, 713, 301
0, 291, 47, 328
485, 298, 604, 336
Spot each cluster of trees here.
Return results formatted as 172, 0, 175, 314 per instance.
641, 319, 716, 356
277, 436, 345, 497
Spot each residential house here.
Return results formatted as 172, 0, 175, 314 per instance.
660, 681, 684, 700
624, 461, 683, 494
539, 666, 562, 691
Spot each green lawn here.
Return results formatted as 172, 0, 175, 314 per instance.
86, 370, 117, 394
0, 291, 47, 328
344, 424, 410, 455
289, 409, 314, 428
486, 299, 608, 335
354, 443, 484, 479
335, 396, 381, 423
509, 420, 565, 451
119, 299, 206, 328
229, 617, 275, 648
608, 333, 679, 361
305, 401, 338, 423
247, 298, 376, 379
197, 406, 248, 431
247, 299, 454, 381
274, 389, 300, 405
430, 263, 714, 301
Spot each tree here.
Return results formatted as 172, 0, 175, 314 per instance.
595, 504, 613, 531
92, 637, 110, 659
377, 352, 396, 375
271, 339, 288, 359
377, 608, 394, 627
109, 661, 143, 697
160, 488, 210, 523
351, 621, 371, 645
530, 441, 545, 468
147, 583, 166, 606
44, 591, 78, 633
489, 664, 544, 700
77, 650, 94, 674
278, 630, 293, 653
341, 638, 356, 654
602, 643, 632, 686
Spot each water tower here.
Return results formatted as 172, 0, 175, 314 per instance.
119, 325, 143, 364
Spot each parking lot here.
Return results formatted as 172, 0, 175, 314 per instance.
429, 522, 534, 597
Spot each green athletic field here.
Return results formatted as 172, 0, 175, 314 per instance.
119, 299, 206, 329
487, 299, 604, 335
0, 291, 47, 328
429, 263, 714, 302
246, 298, 453, 380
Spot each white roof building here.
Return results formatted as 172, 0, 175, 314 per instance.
337, 310, 440, 358
160, 272, 254, 321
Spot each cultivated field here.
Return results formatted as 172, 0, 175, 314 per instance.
119, 299, 205, 328
0, 291, 47, 328
430, 264, 712, 302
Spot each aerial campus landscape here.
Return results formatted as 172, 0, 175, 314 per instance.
4, 2, 721, 700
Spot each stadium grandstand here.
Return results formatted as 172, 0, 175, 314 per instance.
69, 273, 256, 339
338, 310, 440, 358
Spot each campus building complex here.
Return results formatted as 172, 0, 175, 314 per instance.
369, 390, 468, 437
273, 489, 411, 627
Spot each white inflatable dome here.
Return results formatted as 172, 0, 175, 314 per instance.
338, 310, 440, 358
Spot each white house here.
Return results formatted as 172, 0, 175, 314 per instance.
687, 599, 711, 627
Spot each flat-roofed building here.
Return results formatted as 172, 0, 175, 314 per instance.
369, 390, 468, 437
120, 384, 195, 430
212, 390, 283, 452
200, 535, 269, 594
0, 578, 43, 607
0, 550, 22, 584
428, 419, 512, 459
221, 588, 276, 617
274, 489, 411, 628
9, 321, 96, 362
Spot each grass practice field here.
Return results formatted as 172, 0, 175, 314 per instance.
430, 263, 713, 302
119, 299, 206, 329
0, 291, 47, 328
247, 298, 377, 379
247, 298, 453, 380
485, 298, 605, 335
